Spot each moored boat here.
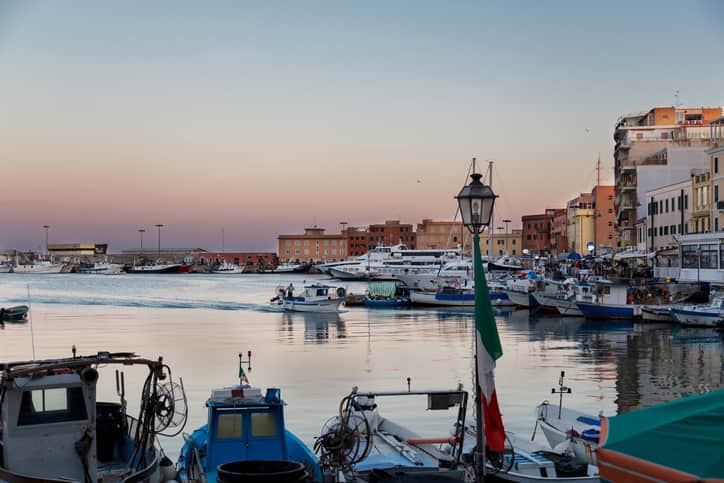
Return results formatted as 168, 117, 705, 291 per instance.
272, 283, 346, 312
363, 281, 410, 307
670, 294, 724, 327
0, 305, 29, 322
209, 260, 244, 274
13, 260, 65, 274
127, 261, 183, 273
79, 261, 125, 275
178, 355, 321, 482
641, 305, 674, 322
575, 280, 640, 320
0, 350, 186, 482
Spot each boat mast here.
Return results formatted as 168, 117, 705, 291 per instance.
487, 161, 494, 259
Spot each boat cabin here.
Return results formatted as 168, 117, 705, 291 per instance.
589, 281, 630, 305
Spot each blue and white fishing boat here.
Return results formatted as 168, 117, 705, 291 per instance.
410, 281, 513, 307
178, 354, 322, 482
272, 283, 346, 312
670, 294, 724, 327
575, 280, 641, 320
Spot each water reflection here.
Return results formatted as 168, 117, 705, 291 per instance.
279, 312, 347, 344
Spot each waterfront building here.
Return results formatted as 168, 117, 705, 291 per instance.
655, 232, 724, 283
415, 219, 466, 251
566, 193, 595, 254
485, 229, 522, 256
708, 117, 724, 232
48, 243, 108, 258
549, 208, 568, 255
368, 220, 416, 248
592, 185, 616, 251
613, 106, 722, 247
277, 226, 347, 262
640, 179, 692, 254
344, 226, 371, 257
521, 213, 554, 255
691, 169, 712, 234
118, 248, 206, 264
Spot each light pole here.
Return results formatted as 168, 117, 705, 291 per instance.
138, 229, 145, 252
155, 224, 164, 259
456, 169, 498, 482
496, 226, 504, 256
43, 225, 49, 256
503, 219, 511, 254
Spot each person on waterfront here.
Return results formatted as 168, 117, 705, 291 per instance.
286, 283, 294, 299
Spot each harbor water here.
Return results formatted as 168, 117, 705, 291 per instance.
1, 273, 722, 457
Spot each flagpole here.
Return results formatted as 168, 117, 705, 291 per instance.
473, 230, 486, 482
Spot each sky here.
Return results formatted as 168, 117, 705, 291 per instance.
1, 1, 723, 252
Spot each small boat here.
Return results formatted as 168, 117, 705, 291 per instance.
177, 355, 321, 482
363, 281, 410, 307
273, 283, 346, 312
13, 260, 65, 274
670, 294, 724, 327
127, 260, 183, 273
640, 304, 674, 322
209, 260, 244, 274
410, 286, 475, 306
316, 387, 468, 481
488, 255, 523, 272
575, 280, 641, 320
0, 262, 12, 273
0, 305, 29, 322
79, 261, 125, 275
0, 350, 187, 482
259, 260, 312, 274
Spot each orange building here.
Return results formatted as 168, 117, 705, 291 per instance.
592, 185, 616, 250
277, 226, 347, 262
199, 252, 277, 266
415, 219, 466, 251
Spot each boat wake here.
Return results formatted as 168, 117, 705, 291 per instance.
4, 294, 269, 312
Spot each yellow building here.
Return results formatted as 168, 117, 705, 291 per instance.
566, 194, 596, 254
691, 169, 711, 233
277, 226, 346, 262
485, 229, 523, 257
48, 243, 108, 257
415, 220, 467, 251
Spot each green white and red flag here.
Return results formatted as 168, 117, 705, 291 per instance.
473, 238, 506, 452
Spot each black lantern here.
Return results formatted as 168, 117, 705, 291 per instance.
456, 173, 497, 234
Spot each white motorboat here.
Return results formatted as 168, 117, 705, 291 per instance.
0, 262, 12, 273
316, 388, 468, 481
13, 260, 65, 274
410, 287, 475, 306
535, 402, 601, 467
395, 259, 474, 291
641, 305, 674, 322
670, 295, 724, 327
80, 261, 125, 275
127, 261, 182, 273
272, 283, 345, 312
209, 260, 244, 274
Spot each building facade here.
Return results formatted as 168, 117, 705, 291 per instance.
709, 118, 724, 233
592, 185, 616, 251
48, 243, 108, 258
368, 220, 416, 248
277, 226, 347, 262
641, 179, 692, 252
198, 252, 277, 267
521, 213, 553, 255
613, 106, 722, 247
691, 169, 712, 234
415, 219, 466, 251
484, 229, 522, 256
567, 193, 595, 254
549, 208, 568, 255
345, 227, 371, 257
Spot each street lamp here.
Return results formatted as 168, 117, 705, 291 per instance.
138, 229, 145, 252
503, 219, 511, 254
155, 224, 164, 258
456, 170, 497, 481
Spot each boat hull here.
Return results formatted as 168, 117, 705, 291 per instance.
127, 264, 182, 274
670, 308, 724, 327
576, 302, 639, 320
641, 306, 674, 322
13, 264, 65, 274
410, 290, 475, 306
504, 289, 531, 308
0, 305, 29, 322
282, 298, 344, 313
363, 298, 410, 308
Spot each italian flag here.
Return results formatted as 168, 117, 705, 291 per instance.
473, 237, 506, 452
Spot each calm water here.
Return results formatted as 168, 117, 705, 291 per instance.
1, 273, 723, 457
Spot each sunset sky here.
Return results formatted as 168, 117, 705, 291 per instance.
1, 1, 723, 251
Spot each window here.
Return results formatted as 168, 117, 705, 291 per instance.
716, 218, 719, 232
608, 221, 613, 227
671, 225, 676, 235
716, 157, 719, 174
671, 197, 675, 211
665, 199, 669, 212
217, 413, 243, 438
607, 208, 613, 214
18, 387, 88, 426
716, 185, 719, 203
659, 200, 663, 213
701, 244, 718, 269
682, 245, 698, 268
512, 240, 516, 245
252, 412, 277, 437
685, 195, 689, 210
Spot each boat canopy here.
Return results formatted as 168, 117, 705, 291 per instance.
368, 282, 396, 298
598, 389, 724, 482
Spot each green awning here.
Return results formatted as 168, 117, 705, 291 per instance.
368, 282, 396, 298
599, 389, 724, 482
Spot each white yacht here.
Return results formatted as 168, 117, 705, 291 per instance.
80, 261, 125, 275
210, 260, 244, 274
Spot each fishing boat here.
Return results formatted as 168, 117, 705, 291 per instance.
209, 260, 244, 274
363, 281, 410, 307
270, 260, 312, 273
316, 387, 468, 481
127, 260, 183, 274
272, 283, 346, 312
0, 305, 29, 322
0, 350, 187, 482
533, 373, 601, 467
410, 286, 475, 306
670, 294, 724, 327
13, 260, 65, 274
575, 280, 641, 320
529, 280, 585, 317
79, 261, 125, 275
177, 354, 321, 482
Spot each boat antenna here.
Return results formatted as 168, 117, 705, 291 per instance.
239, 351, 252, 385
27, 284, 36, 360
551, 370, 572, 419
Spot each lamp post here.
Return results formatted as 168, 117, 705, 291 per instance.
456, 169, 497, 482
503, 219, 511, 254
155, 224, 164, 258
138, 229, 145, 252
43, 225, 49, 256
